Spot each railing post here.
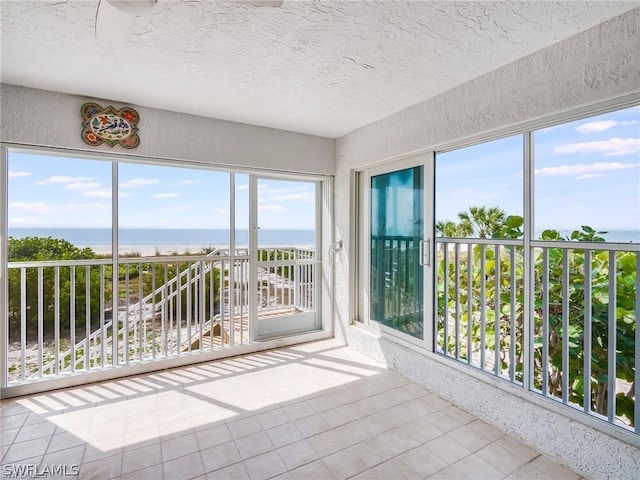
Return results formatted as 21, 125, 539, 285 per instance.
111, 161, 119, 366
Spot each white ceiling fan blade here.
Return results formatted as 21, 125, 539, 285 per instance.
107, 0, 157, 15
224, 0, 284, 7
95, 0, 137, 40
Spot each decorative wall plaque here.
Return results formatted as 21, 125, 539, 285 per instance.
81, 103, 140, 149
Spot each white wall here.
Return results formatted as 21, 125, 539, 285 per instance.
0, 84, 335, 175
334, 8, 640, 480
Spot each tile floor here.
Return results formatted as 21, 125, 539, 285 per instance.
1, 339, 582, 479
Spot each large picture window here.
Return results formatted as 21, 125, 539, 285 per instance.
3, 151, 329, 391
359, 102, 638, 436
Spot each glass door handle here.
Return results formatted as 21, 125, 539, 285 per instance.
419, 239, 431, 267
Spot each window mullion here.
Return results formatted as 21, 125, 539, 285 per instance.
523, 130, 535, 391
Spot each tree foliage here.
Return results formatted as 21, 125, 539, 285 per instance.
8, 237, 102, 338
436, 210, 636, 428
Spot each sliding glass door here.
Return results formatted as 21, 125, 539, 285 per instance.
252, 176, 321, 339
364, 153, 434, 344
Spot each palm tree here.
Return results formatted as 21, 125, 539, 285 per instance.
457, 206, 506, 238
436, 220, 463, 238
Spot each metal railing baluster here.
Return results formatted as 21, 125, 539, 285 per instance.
607, 251, 616, 423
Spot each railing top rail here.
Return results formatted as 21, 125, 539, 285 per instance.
531, 239, 640, 252
8, 258, 113, 268
436, 237, 640, 251
436, 237, 522, 246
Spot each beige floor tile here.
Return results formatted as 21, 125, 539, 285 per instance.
401, 444, 450, 478
235, 431, 274, 460
0, 340, 587, 480
46, 431, 86, 454
476, 442, 532, 475
161, 431, 200, 462
79, 451, 123, 479
201, 441, 242, 473
163, 451, 205, 480
13, 421, 56, 443
1, 413, 29, 431
207, 462, 250, 480
350, 470, 383, 480
3, 436, 51, 463
120, 463, 164, 480
265, 423, 303, 449
323, 445, 370, 478
293, 414, 331, 438
243, 450, 288, 480
452, 453, 506, 479
467, 419, 505, 442
256, 408, 291, 430
197, 424, 233, 450
281, 459, 332, 480
427, 465, 467, 479
446, 423, 498, 453
422, 435, 472, 465
82, 444, 122, 464
531, 455, 581, 480
227, 417, 263, 440
123, 425, 161, 451
305, 393, 340, 414
506, 463, 554, 479
276, 439, 319, 470
281, 401, 315, 422
0, 427, 20, 446
42, 444, 85, 468
371, 456, 422, 479
121, 442, 162, 475
495, 436, 539, 461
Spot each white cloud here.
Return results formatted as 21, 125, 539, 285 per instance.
65, 182, 102, 191
119, 178, 159, 188
8, 217, 40, 226
575, 174, 605, 180
535, 161, 639, 177
169, 179, 202, 186
9, 202, 110, 216
8, 170, 31, 179
214, 208, 228, 215
575, 120, 638, 134
151, 192, 180, 199
36, 176, 93, 185
272, 192, 315, 203
554, 137, 640, 156
258, 205, 285, 212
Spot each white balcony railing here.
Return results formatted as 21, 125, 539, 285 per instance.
5, 247, 316, 385
436, 237, 639, 436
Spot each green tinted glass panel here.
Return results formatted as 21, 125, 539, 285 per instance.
370, 166, 424, 339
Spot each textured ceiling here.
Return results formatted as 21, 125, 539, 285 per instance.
1, 1, 637, 138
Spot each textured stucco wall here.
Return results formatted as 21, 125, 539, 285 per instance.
0, 84, 335, 175
334, 9, 640, 480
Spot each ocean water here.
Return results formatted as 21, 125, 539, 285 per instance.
8, 228, 639, 247
8, 228, 316, 247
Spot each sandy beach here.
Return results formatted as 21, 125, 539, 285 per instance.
81, 244, 218, 257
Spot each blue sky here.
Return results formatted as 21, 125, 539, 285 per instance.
8, 156, 316, 230
436, 105, 640, 234
7, 105, 639, 236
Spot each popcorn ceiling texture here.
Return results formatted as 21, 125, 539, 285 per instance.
1, 1, 637, 138
333, 8, 640, 479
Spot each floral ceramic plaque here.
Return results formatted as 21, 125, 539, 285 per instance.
81, 103, 140, 149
